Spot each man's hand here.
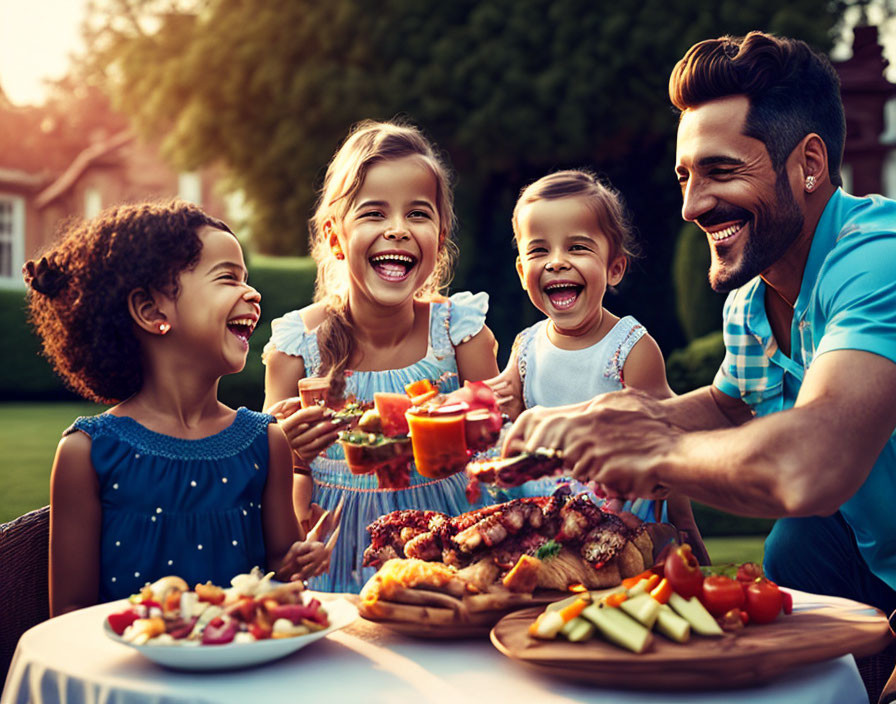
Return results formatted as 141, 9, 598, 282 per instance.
502, 389, 681, 500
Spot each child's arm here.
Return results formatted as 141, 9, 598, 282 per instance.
485, 347, 525, 420
455, 325, 500, 383
49, 432, 101, 616
262, 424, 333, 581
665, 493, 711, 566
264, 350, 341, 523
620, 334, 674, 399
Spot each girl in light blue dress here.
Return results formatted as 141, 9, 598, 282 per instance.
263, 121, 500, 592
487, 170, 706, 557
24, 201, 331, 615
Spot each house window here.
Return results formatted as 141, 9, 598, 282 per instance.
0, 194, 25, 287
178, 172, 202, 205
84, 188, 102, 218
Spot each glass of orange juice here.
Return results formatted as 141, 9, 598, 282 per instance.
298, 377, 330, 408
406, 408, 470, 479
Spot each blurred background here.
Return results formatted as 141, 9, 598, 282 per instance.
3, 0, 896, 560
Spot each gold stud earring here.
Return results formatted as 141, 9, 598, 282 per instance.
805, 175, 817, 191
159, 322, 170, 335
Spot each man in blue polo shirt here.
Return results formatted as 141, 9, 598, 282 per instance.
504, 31, 896, 613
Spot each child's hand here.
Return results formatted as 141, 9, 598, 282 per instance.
267, 399, 342, 466
279, 539, 331, 581
280, 499, 343, 581
485, 371, 523, 420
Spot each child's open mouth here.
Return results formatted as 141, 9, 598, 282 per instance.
544, 282, 583, 310
369, 252, 417, 282
226, 317, 256, 346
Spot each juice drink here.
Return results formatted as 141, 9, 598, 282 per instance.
406, 410, 469, 479
298, 377, 330, 408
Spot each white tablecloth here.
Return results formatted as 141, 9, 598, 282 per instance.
1, 592, 872, 704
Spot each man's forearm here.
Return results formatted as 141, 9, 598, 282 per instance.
657, 385, 748, 432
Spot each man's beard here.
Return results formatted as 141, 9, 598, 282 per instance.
708, 171, 804, 293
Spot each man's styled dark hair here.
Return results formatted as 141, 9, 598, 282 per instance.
669, 31, 845, 187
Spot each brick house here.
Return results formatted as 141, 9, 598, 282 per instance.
0, 114, 230, 290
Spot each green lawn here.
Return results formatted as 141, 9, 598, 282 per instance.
703, 535, 765, 567
0, 402, 105, 523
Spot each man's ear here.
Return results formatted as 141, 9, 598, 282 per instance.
797, 133, 829, 191
515, 256, 527, 291
128, 288, 168, 335
608, 255, 627, 287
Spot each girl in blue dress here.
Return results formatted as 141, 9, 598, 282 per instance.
24, 201, 332, 616
263, 120, 500, 592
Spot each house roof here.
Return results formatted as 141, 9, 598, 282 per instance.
35, 129, 135, 209
0, 167, 47, 189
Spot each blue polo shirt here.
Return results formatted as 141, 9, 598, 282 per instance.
713, 189, 896, 589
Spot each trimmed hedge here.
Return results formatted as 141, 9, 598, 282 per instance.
0, 289, 79, 401
0, 255, 319, 407
666, 330, 726, 395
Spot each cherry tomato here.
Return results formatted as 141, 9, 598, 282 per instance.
663, 543, 704, 599
700, 574, 746, 617
718, 607, 746, 632
744, 578, 784, 624
735, 562, 764, 583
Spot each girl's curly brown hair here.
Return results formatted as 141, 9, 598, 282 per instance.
24, 200, 233, 404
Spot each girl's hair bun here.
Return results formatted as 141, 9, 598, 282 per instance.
23, 257, 69, 298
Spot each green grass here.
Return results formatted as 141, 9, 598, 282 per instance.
0, 402, 105, 523
703, 535, 766, 567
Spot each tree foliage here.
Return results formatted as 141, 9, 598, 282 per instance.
85, 0, 843, 355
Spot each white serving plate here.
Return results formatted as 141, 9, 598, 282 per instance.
103, 597, 357, 671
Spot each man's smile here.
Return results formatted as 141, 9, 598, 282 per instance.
706, 220, 748, 242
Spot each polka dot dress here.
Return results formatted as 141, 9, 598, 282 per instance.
65, 408, 273, 601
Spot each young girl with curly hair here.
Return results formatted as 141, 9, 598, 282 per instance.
25, 200, 333, 616
263, 120, 500, 592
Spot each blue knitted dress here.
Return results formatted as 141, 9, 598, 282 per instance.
65, 407, 274, 602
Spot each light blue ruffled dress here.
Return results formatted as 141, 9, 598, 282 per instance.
262, 291, 495, 592
64, 408, 273, 602
503, 316, 666, 523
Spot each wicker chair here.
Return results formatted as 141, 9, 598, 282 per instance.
0, 506, 50, 680
856, 638, 896, 704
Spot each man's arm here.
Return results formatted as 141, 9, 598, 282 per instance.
504, 349, 896, 518
657, 349, 896, 516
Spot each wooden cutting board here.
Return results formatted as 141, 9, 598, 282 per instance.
490, 594, 894, 689
358, 590, 569, 639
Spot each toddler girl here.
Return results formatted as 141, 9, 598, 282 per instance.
263, 120, 500, 592
488, 170, 705, 555
25, 201, 332, 616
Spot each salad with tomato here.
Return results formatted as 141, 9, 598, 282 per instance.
106, 568, 330, 646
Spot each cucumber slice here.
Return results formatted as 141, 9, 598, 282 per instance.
667, 592, 724, 636
561, 616, 596, 642
619, 593, 660, 629
582, 603, 653, 653
655, 604, 691, 643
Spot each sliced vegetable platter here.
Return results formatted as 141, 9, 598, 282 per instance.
490, 590, 892, 689
491, 592, 892, 689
